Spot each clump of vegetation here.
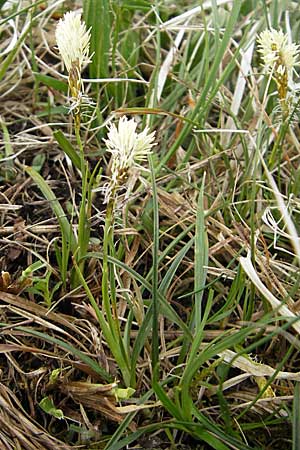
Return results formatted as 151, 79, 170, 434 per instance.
0, 1, 300, 449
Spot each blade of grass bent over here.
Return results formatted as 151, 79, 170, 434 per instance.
25, 166, 77, 253
53, 130, 81, 170
0, 323, 112, 382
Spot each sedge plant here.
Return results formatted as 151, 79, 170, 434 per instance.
100, 116, 156, 386
55, 12, 145, 386
55, 11, 93, 282
74, 116, 156, 387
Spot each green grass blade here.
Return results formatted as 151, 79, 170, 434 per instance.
25, 166, 77, 253
177, 180, 208, 371
0, 24, 30, 82
174, 424, 231, 450
53, 130, 81, 170
83, 0, 111, 79
33, 72, 68, 94
104, 423, 172, 450
155, 0, 243, 173
149, 155, 159, 379
0, 323, 112, 382
104, 385, 158, 449
73, 260, 131, 387
0, 0, 45, 25
293, 382, 300, 450
153, 377, 183, 421
194, 176, 208, 331
159, 239, 194, 297
180, 289, 214, 419
191, 407, 251, 449
144, 223, 195, 284
130, 306, 154, 386
85, 252, 192, 338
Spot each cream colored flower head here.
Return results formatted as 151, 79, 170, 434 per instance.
55, 11, 91, 73
257, 28, 298, 74
104, 116, 156, 183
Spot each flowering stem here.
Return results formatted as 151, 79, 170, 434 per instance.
102, 195, 131, 386
102, 198, 117, 330
268, 117, 290, 168
75, 124, 89, 281
100, 116, 156, 386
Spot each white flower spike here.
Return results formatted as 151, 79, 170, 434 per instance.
257, 28, 299, 118
55, 11, 92, 126
55, 11, 91, 73
105, 117, 156, 167
257, 28, 298, 75
103, 116, 156, 201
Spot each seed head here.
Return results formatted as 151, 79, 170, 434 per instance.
55, 11, 91, 73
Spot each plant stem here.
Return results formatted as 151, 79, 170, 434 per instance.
74, 124, 89, 284
102, 194, 131, 386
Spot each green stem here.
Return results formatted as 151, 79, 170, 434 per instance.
102, 198, 118, 334
268, 120, 288, 169
75, 125, 89, 278
149, 156, 159, 383
102, 193, 131, 386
